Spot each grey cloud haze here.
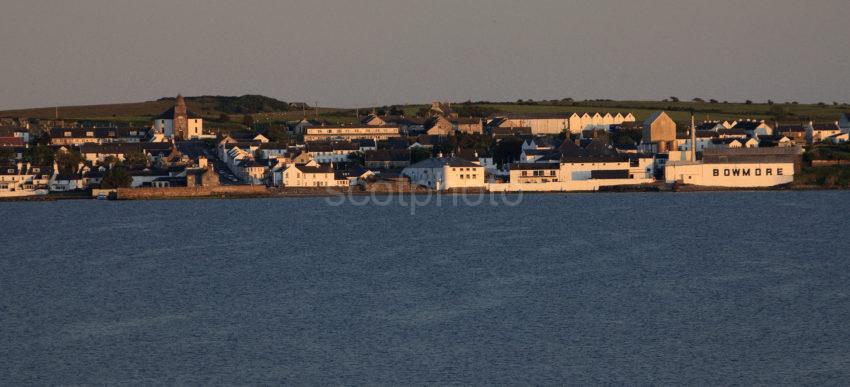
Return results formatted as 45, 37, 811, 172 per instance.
1, 0, 848, 109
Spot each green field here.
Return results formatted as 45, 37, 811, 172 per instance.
2, 97, 846, 127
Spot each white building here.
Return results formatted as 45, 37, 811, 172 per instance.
568, 112, 635, 134
664, 147, 799, 188
283, 160, 348, 187
665, 161, 794, 187
808, 123, 842, 144
402, 157, 485, 190
494, 114, 569, 135
733, 120, 773, 137
152, 95, 203, 140
305, 141, 360, 163
0, 163, 51, 197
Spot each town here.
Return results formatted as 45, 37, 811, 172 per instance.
2, 95, 850, 199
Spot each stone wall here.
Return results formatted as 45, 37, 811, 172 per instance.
117, 185, 268, 200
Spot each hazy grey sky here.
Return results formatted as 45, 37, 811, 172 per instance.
1, 0, 848, 110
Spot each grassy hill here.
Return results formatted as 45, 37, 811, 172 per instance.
397, 100, 848, 123
3, 96, 846, 127
0, 95, 328, 125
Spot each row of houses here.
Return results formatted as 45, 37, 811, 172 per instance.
301, 111, 638, 139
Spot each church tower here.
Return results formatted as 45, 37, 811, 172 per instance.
173, 94, 188, 140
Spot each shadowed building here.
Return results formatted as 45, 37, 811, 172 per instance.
642, 111, 677, 153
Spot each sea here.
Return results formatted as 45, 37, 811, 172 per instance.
1, 191, 849, 384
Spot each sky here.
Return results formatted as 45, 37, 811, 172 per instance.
1, 0, 848, 110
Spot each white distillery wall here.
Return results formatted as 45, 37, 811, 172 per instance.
665, 162, 794, 187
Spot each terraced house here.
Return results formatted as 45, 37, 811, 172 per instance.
402, 157, 485, 190
0, 162, 51, 197
48, 127, 148, 146
303, 125, 400, 142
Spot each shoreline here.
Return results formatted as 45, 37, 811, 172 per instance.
1, 183, 847, 202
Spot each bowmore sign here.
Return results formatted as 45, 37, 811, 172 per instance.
712, 167, 785, 177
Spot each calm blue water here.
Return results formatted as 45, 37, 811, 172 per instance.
2, 192, 849, 384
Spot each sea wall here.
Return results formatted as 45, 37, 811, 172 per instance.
117, 185, 269, 200
487, 178, 655, 192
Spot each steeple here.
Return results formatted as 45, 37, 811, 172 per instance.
173, 94, 188, 140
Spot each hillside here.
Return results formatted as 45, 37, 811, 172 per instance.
0, 95, 301, 123
397, 100, 849, 123
3, 96, 847, 126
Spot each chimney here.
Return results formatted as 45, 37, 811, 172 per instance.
690, 114, 697, 162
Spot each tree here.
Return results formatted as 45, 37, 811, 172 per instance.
124, 151, 149, 169
692, 97, 704, 103
347, 151, 365, 166
410, 147, 432, 164
101, 166, 132, 188
745, 100, 753, 105
388, 105, 404, 116
0, 148, 15, 163
669, 96, 680, 102
24, 144, 55, 165
218, 113, 231, 122
55, 149, 84, 175
492, 137, 523, 168
102, 155, 119, 167
242, 114, 255, 128
265, 125, 291, 143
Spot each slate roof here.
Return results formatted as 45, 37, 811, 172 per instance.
559, 139, 626, 163
49, 127, 148, 139
293, 164, 334, 174
732, 121, 767, 130
306, 141, 359, 152
365, 149, 409, 162
812, 123, 840, 131
775, 124, 806, 133
511, 163, 560, 170
154, 107, 202, 120
79, 142, 173, 154
407, 157, 481, 169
